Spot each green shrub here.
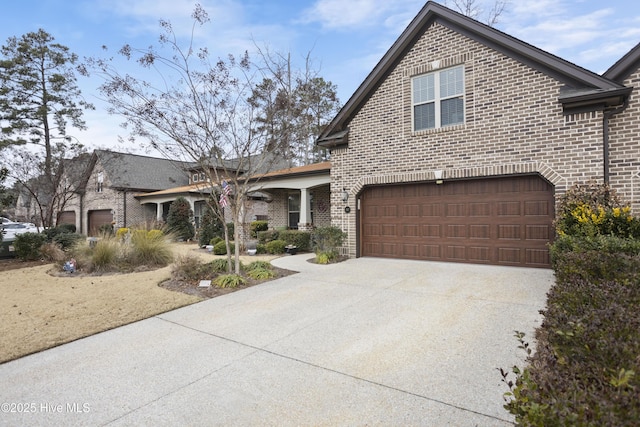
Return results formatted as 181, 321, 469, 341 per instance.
211, 258, 230, 273
312, 226, 346, 255
504, 229, 640, 424
256, 243, 267, 254
58, 223, 76, 233
554, 181, 640, 238
246, 267, 274, 280
13, 232, 46, 261
250, 220, 268, 238
213, 240, 234, 255
52, 232, 84, 250
198, 206, 223, 246
257, 230, 279, 244
214, 274, 246, 288
265, 239, 286, 254
210, 236, 223, 246
278, 230, 311, 251
166, 196, 195, 241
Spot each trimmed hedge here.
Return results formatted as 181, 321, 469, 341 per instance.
257, 229, 311, 251
265, 239, 286, 254
504, 234, 640, 425
250, 220, 268, 238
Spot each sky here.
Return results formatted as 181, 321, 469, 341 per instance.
1, 0, 640, 156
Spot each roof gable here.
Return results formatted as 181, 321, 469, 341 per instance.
318, 1, 627, 146
604, 42, 640, 83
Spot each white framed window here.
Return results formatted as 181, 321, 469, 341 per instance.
192, 173, 199, 183
412, 65, 464, 131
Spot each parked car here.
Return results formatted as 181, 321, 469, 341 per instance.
1, 222, 40, 239
1, 216, 16, 224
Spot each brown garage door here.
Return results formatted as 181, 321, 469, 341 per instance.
88, 210, 113, 236
57, 211, 76, 226
360, 175, 554, 267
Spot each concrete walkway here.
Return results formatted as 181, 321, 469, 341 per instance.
0, 255, 554, 426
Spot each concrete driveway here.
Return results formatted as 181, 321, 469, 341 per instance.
0, 255, 553, 426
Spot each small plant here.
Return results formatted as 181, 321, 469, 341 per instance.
211, 258, 230, 273
246, 267, 274, 280
265, 239, 286, 254
92, 239, 119, 271
214, 274, 246, 288
129, 231, 173, 266
245, 260, 272, 271
40, 242, 65, 262
171, 255, 211, 282
316, 251, 336, 264
312, 226, 346, 258
210, 236, 223, 246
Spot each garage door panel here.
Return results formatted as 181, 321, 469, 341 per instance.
526, 249, 550, 265
447, 224, 467, 238
498, 225, 521, 239
422, 203, 442, 217
360, 175, 554, 267
468, 246, 490, 262
423, 224, 441, 238
469, 225, 490, 239
525, 200, 550, 216
526, 225, 550, 240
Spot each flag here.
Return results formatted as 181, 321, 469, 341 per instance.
219, 180, 231, 208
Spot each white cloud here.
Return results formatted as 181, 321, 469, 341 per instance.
300, 0, 422, 30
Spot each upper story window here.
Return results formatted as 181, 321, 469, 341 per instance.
412, 65, 464, 131
96, 172, 104, 193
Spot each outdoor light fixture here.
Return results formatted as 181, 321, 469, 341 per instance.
433, 170, 444, 185
341, 188, 349, 203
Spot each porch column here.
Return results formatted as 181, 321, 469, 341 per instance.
156, 203, 163, 221
298, 188, 313, 231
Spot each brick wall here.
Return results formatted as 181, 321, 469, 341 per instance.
609, 68, 640, 212
331, 23, 606, 257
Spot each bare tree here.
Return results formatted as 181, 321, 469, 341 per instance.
444, 0, 509, 26
84, 5, 275, 274
250, 45, 341, 166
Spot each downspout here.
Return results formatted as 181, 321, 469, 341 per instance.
603, 96, 630, 184
79, 194, 84, 234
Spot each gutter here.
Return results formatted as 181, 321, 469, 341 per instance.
603, 95, 631, 183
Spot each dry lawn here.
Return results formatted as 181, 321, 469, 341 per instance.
0, 243, 278, 364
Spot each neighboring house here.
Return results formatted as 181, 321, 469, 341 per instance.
60, 150, 191, 235
317, 1, 640, 268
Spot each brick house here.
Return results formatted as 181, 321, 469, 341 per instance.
57, 149, 325, 239
59, 150, 191, 235
316, 1, 640, 268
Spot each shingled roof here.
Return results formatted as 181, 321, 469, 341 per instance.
94, 150, 190, 191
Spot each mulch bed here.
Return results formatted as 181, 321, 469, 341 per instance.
158, 266, 296, 299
